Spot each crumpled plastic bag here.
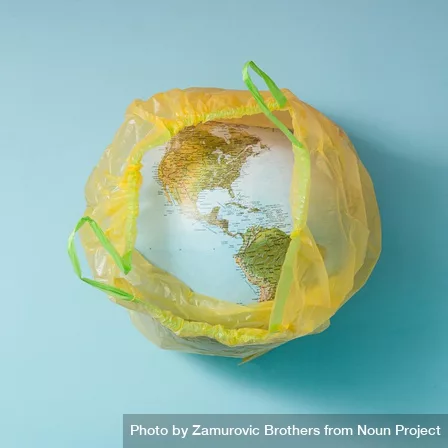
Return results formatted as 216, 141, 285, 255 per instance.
68, 61, 381, 360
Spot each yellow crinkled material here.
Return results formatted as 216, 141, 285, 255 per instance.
70, 62, 381, 359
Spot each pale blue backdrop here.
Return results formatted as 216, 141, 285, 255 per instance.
1, 1, 447, 447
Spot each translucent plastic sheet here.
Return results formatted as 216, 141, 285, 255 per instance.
69, 62, 381, 359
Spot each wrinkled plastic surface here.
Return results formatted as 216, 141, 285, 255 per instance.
79, 87, 381, 359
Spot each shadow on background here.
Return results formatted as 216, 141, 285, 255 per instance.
182, 117, 448, 413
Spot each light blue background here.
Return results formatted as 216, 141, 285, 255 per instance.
1, 1, 447, 446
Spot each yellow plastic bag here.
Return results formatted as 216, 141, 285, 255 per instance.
68, 62, 381, 359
